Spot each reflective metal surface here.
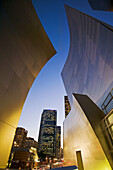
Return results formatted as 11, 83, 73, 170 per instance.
63, 96, 112, 169
0, 0, 56, 168
62, 5, 113, 170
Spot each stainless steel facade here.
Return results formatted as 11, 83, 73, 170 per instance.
0, 0, 56, 168
101, 88, 113, 115
62, 6, 113, 108
88, 0, 113, 11
61, 5, 113, 170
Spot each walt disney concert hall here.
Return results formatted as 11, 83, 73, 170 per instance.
0, 0, 56, 168
62, 5, 113, 170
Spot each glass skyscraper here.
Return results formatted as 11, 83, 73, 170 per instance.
38, 110, 57, 158
55, 126, 61, 159
64, 96, 71, 118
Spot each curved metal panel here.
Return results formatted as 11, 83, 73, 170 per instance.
63, 95, 112, 169
88, 0, 113, 11
0, 0, 56, 168
62, 5, 113, 107
61, 5, 113, 170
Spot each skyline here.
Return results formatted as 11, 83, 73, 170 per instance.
18, 0, 113, 147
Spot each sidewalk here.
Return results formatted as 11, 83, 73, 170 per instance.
50, 166, 78, 170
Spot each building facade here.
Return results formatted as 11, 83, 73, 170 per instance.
61, 5, 113, 170
25, 137, 38, 149
101, 88, 113, 115
38, 110, 57, 158
0, 0, 56, 168
55, 126, 61, 159
88, 0, 113, 11
64, 96, 71, 118
8, 127, 38, 169
13, 127, 28, 148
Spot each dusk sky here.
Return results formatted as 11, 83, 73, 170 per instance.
18, 0, 113, 147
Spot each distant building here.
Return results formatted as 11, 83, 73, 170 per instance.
38, 109, 58, 158
64, 96, 71, 118
60, 148, 63, 159
13, 127, 28, 148
8, 127, 38, 169
9, 148, 34, 169
25, 137, 38, 149
55, 126, 61, 159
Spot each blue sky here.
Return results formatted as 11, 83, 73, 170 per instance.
18, 0, 113, 147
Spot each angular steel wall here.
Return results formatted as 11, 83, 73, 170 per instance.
0, 0, 56, 168
62, 5, 113, 108
88, 0, 113, 11
63, 95, 112, 169
61, 5, 113, 170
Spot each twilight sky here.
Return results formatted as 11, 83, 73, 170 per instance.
18, 0, 113, 147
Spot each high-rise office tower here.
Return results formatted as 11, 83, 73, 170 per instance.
25, 137, 38, 149
13, 127, 28, 148
38, 110, 57, 158
55, 126, 61, 159
64, 96, 71, 118
8, 127, 38, 169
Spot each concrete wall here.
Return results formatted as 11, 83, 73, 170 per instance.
0, 0, 56, 168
